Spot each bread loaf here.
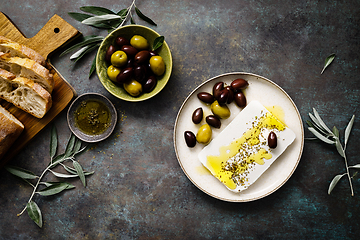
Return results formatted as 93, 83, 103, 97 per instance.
0, 104, 24, 160
0, 36, 46, 66
0, 53, 54, 93
0, 68, 52, 118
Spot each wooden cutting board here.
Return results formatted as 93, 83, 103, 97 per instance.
0, 12, 81, 168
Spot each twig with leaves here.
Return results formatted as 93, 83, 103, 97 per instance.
5, 126, 94, 228
61, 0, 158, 77
306, 108, 359, 196
321, 53, 335, 74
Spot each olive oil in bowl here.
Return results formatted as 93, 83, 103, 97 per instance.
67, 93, 117, 143
74, 100, 111, 135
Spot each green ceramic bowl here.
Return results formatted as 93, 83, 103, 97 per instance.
96, 25, 172, 102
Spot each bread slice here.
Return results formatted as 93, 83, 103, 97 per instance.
0, 53, 54, 93
0, 36, 46, 66
0, 104, 24, 160
0, 68, 52, 118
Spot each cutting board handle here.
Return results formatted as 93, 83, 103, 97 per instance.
0, 12, 80, 59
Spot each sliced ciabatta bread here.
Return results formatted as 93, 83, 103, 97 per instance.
0, 53, 54, 93
0, 104, 24, 160
0, 36, 46, 66
0, 68, 52, 118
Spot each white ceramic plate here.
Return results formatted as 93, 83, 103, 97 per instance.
173, 72, 304, 202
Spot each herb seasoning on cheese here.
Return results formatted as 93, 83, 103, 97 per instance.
198, 101, 296, 193
206, 112, 285, 190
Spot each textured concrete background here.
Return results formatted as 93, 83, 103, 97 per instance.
0, 0, 360, 239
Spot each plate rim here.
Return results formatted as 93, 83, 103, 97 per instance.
173, 72, 304, 202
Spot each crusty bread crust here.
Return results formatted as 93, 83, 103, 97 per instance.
0, 68, 52, 118
0, 104, 24, 160
0, 36, 46, 66
0, 53, 54, 93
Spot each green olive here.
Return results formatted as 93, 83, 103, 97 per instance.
211, 100, 230, 119
196, 124, 212, 144
123, 79, 142, 97
107, 65, 121, 82
149, 56, 165, 76
111, 50, 128, 68
130, 35, 149, 50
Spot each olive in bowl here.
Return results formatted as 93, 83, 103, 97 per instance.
96, 25, 172, 102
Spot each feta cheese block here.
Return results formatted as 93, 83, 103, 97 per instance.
198, 101, 296, 192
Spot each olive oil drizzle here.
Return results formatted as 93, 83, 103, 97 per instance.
206, 112, 285, 190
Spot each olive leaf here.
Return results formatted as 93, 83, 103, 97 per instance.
70, 43, 101, 63
68, 12, 121, 29
117, 9, 128, 17
49, 169, 94, 178
73, 138, 82, 154
312, 108, 332, 133
135, 7, 157, 26
5, 166, 38, 180
344, 115, 355, 147
81, 14, 122, 26
73, 161, 86, 187
335, 140, 345, 158
89, 55, 97, 78
328, 174, 346, 194
60, 36, 104, 57
153, 36, 164, 51
349, 164, 360, 169
64, 134, 76, 158
50, 125, 57, 160
26, 201, 42, 228
68, 12, 93, 22
42, 182, 75, 190
307, 127, 334, 144
321, 53, 335, 74
37, 182, 71, 196
80, 6, 115, 15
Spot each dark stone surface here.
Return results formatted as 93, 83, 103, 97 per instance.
0, 0, 359, 239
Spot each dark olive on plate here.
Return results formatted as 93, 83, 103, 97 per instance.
234, 91, 246, 107
115, 36, 130, 47
184, 131, 196, 148
225, 86, 234, 104
197, 92, 214, 104
217, 88, 229, 105
105, 45, 116, 63
213, 82, 224, 100
231, 78, 249, 91
134, 50, 151, 64
116, 67, 133, 84
121, 45, 138, 57
192, 107, 203, 124
143, 76, 157, 93
268, 131, 277, 149
206, 115, 221, 128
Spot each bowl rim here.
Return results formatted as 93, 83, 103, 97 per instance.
96, 25, 173, 102
67, 92, 117, 143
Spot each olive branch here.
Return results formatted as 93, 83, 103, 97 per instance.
60, 0, 157, 77
5, 125, 94, 228
306, 108, 359, 196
